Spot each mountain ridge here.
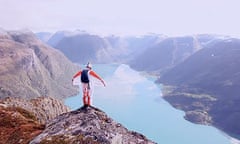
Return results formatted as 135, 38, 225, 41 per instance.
39, 30, 164, 64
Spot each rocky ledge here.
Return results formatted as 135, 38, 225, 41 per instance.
30, 106, 156, 144
1, 97, 70, 124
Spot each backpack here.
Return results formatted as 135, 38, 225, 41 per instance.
81, 69, 90, 83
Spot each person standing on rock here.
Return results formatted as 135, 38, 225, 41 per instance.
72, 62, 106, 106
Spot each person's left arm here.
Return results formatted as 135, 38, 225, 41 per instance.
89, 70, 106, 86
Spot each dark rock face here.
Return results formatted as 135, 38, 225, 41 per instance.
30, 106, 156, 144
0, 30, 79, 99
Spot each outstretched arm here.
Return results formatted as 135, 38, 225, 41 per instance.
72, 70, 82, 80
89, 70, 106, 86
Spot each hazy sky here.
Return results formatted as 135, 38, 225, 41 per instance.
0, 0, 240, 37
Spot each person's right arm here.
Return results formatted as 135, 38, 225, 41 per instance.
72, 70, 82, 81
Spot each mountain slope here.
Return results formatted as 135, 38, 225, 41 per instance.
159, 38, 240, 91
0, 30, 79, 99
105, 34, 163, 63
158, 38, 240, 138
30, 106, 156, 144
130, 36, 202, 72
45, 30, 164, 64
55, 33, 112, 63
46, 31, 113, 64
35, 32, 52, 43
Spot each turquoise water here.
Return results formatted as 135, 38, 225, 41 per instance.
65, 64, 234, 144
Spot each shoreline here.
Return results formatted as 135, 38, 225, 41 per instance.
160, 84, 240, 142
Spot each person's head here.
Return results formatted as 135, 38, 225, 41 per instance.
86, 62, 92, 69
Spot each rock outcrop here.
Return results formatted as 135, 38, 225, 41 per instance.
30, 106, 156, 144
0, 96, 70, 124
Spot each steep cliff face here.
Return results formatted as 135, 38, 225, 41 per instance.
0, 30, 79, 99
30, 106, 156, 144
1, 96, 70, 124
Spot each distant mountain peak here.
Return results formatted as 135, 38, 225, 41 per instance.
30, 106, 156, 144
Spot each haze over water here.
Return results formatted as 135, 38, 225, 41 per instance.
65, 64, 236, 144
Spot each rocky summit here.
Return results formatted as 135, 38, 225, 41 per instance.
30, 106, 156, 144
